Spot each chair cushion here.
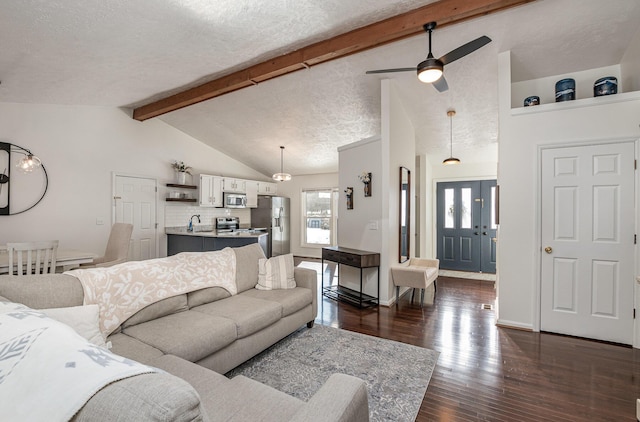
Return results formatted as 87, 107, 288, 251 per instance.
123, 310, 237, 362
240, 287, 312, 317
192, 295, 282, 339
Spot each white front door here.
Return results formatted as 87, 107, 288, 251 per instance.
114, 175, 157, 261
540, 141, 635, 344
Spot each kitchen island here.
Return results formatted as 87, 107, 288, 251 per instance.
165, 227, 268, 257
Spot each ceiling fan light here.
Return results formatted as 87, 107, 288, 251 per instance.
417, 58, 443, 83
442, 157, 461, 165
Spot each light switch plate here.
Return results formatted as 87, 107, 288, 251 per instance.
368, 220, 378, 230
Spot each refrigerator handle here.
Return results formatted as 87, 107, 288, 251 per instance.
279, 207, 284, 232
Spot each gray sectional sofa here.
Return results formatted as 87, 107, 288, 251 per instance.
0, 244, 369, 422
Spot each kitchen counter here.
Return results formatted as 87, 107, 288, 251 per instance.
165, 227, 268, 256
165, 226, 267, 238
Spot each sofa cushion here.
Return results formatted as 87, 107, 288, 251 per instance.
42, 304, 106, 348
240, 287, 312, 317
73, 372, 205, 422
107, 332, 165, 365
256, 254, 296, 290
151, 355, 303, 422
123, 310, 237, 362
192, 295, 282, 339
0, 274, 84, 308
122, 294, 188, 328
188, 286, 231, 308
233, 243, 266, 293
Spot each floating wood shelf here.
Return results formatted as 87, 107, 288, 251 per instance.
166, 183, 197, 189
166, 198, 197, 202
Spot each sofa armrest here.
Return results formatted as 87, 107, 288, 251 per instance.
289, 373, 369, 422
294, 267, 317, 321
409, 258, 439, 269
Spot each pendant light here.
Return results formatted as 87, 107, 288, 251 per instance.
15, 148, 42, 173
442, 109, 461, 165
272, 146, 292, 182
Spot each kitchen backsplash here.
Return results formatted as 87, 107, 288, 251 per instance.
165, 204, 251, 228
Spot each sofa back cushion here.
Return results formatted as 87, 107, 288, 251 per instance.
233, 243, 267, 294
122, 294, 188, 328
187, 287, 231, 308
0, 274, 84, 309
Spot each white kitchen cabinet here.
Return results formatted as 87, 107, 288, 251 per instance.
223, 178, 246, 193
199, 174, 223, 207
245, 180, 259, 208
257, 182, 277, 195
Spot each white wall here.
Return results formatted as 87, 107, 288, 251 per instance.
273, 172, 339, 259
496, 51, 640, 331
0, 102, 269, 256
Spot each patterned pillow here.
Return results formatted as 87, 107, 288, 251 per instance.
255, 254, 296, 290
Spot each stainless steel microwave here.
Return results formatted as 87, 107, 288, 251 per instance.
224, 193, 247, 208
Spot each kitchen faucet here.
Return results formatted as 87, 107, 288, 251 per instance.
188, 214, 201, 232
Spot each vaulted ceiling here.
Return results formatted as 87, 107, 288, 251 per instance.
2, 0, 639, 176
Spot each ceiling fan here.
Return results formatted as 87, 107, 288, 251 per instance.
366, 22, 491, 92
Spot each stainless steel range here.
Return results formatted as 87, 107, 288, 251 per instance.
215, 216, 239, 232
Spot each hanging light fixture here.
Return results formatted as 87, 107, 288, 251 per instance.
442, 109, 461, 165
272, 146, 292, 182
14, 148, 42, 173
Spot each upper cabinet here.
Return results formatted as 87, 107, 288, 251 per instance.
199, 175, 223, 207
245, 180, 259, 208
223, 178, 246, 193
258, 182, 278, 195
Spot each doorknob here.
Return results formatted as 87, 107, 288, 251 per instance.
544, 246, 552, 254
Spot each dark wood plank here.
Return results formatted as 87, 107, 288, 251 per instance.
310, 269, 640, 421
132, 0, 536, 121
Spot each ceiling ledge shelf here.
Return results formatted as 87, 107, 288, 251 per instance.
511, 91, 640, 116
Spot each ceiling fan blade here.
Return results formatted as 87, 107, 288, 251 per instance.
439, 35, 491, 66
365, 67, 417, 74
432, 75, 449, 92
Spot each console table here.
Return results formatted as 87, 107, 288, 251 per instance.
321, 246, 380, 308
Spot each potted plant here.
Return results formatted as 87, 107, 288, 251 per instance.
171, 161, 192, 185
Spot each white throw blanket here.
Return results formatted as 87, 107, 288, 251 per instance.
0, 302, 156, 421
67, 248, 237, 337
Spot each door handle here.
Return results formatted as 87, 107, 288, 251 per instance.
544, 246, 552, 254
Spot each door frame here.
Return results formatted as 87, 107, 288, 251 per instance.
111, 172, 159, 259
535, 137, 638, 347
431, 176, 497, 267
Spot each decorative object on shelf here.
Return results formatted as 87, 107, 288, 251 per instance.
358, 172, 372, 197
345, 187, 353, 210
555, 78, 575, 102
0, 142, 49, 216
171, 161, 192, 185
443, 110, 461, 165
272, 146, 292, 182
165, 183, 197, 202
594, 76, 617, 97
524, 96, 540, 107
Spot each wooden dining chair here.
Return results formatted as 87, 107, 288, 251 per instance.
7, 240, 59, 276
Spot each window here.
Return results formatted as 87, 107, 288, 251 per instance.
301, 188, 338, 247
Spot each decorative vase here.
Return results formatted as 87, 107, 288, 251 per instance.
594, 76, 617, 97
176, 171, 187, 185
347, 195, 353, 210
555, 78, 575, 102
364, 182, 371, 197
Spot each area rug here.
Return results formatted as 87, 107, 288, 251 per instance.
226, 324, 439, 421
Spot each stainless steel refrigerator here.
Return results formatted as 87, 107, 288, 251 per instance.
251, 195, 290, 257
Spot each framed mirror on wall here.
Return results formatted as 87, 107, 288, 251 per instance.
399, 166, 410, 263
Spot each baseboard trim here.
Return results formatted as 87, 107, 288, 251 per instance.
496, 319, 534, 331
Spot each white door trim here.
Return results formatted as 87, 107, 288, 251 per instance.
111, 172, 159, 259
535, 137, 638, 347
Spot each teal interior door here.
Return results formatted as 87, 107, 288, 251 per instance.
436, 180, 496, 273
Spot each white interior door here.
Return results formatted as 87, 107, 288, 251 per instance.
540, 142, 635, 344
114, 175, 157, 261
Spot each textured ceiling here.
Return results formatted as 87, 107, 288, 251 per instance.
1, 0, 640, 176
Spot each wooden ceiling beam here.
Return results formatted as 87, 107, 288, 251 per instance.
132, 0, 535, 121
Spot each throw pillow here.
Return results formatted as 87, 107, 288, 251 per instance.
41, 304, 108, 348
255, 253, 296, 290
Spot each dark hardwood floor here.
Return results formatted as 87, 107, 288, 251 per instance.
308, 265, 640, 421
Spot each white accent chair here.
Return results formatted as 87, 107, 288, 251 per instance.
80, 223, 133, 268
390, 258, 439, 306
7, 240, 59, 275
